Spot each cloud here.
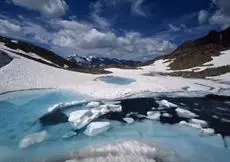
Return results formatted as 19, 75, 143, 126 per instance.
131, 0, 146, 17
89, 0, 110, 29
209, 10, 230, 29
168, 24, 191, 33
0, 19, 21, 34
198, 10, 210, 24
208, 0, 230, 28
0, 14, 175, 59
218, 0, 230, 17
10, 0, 68, 18
168, 24, 181, 32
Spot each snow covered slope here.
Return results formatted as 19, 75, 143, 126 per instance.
0, 41, 230, 99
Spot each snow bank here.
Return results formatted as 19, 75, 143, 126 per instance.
19, 131, 48, 149
1, 43, 230, 99
84, 122, 110, 136
176, 108, 198, 118
142, 59, 174, 73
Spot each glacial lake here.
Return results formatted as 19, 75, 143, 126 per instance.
0, 89, 230, 162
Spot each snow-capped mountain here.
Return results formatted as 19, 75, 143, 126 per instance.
66, 55, 141, 68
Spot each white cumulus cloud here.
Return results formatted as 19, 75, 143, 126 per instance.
208, 0, 230, 28
198, 10, 209, 24
0, 19, 21, 34
10, 0, 68, 18
131, 0, 146, 17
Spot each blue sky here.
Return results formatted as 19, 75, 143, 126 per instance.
0, 0, 230, 61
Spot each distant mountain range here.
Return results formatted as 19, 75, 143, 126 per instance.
0, 36, 139, 74
1, 27, 230, 77
66, 55, 141, 68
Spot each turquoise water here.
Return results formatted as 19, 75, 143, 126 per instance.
95, 75, 135, 85
0, 90, 230, 162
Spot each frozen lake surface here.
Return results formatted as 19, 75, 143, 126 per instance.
0, 89, 230, 162
95, 75, 136, 85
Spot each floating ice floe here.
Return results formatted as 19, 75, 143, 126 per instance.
19, 131, 48, 149
176, 108, 198, 118
84, 122, 110, 136
201, 128, 215, 136
48, 100, 87, 112
68, 103, 122, 129
157, 100, 177, 109
147, 111, 161, 120
162, 113, 172, 118
86, 101, 100, 108
189, 119, 208, 127
123, 117, 135, 124
179, 121, 202, 129
68, 110, 92, 122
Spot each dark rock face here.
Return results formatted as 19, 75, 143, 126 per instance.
0, 51, 12, 68
39, 109, 68, 126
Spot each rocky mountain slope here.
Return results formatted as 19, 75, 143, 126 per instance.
144, 27, 230, 78
0, 36, 139, 73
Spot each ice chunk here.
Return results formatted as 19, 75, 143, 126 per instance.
86, 101, 100, 108
84, 122, 110, 136
179, 121, 202, 129
158, 100, 177, 109
69, 104, 122, 130
201, 128, 215, 136
68, 110, 92, 122
48, 100, 87, 112
19, 131, 48, 149
123, 117, 134, 124
162, 113, 172, 117
189, 119, 207, 127
147, 111, 161, 120
176, 108, 197, 118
